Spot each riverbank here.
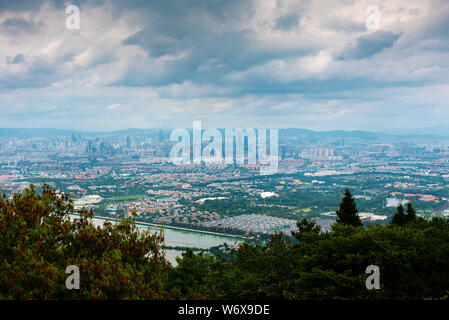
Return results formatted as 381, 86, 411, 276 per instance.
70, 212, 250, 240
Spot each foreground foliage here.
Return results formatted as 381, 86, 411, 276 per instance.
0, 184, 171, 299
169, 218, 449, 300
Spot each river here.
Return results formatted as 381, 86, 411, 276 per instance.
68, 214, 244, 266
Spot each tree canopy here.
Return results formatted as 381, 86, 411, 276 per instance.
0, 184, 172, 299
391, 203, 407, 226
169, 218, 449, 300
406, 202, 417, 222
336, 188, 362, 227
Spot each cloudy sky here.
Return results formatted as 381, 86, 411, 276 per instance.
1, 0, 449, 133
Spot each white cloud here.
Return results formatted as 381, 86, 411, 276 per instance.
0, 0, 448, 133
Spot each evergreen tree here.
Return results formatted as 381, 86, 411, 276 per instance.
405, 202, 417, 222
336, 188, 362, 227
391, 203, 407, 226
292, 218, 321, 241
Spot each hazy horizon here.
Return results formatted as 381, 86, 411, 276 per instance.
1, 125, 449, 138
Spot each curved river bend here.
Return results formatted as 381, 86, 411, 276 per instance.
69, 214, 244, 266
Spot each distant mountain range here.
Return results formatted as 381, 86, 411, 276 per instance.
0, 128, 81, 138
0, 128, 163, 138
0, 127, 447, 142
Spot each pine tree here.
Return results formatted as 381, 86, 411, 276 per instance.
405, 202, 417, 222
391, 203, 406, 226
336, 188, 362, 227
292, 218, 321, 240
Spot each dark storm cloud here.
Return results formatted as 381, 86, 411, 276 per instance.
110, 0, 253, 19
113, 1, 250, 86
1, 0, 449, 132
0, 0, 74, 11
0, 18, 45, 35
337, 31, 401, 60
120, 1, 257, 62
0, 56, 59, 88
117, 1, 318, 88
123, 29, 178, 58
7, 54, 26, 64
275, 13, 299, 30
0, 0, 44, 11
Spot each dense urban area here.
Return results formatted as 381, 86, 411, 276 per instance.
2, 128, 449, 242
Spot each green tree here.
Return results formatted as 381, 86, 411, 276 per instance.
336, 189, 362, 227
167, 248, 212, 299
171, 217, 449, 300
405, 202, 417, 223
391, 203, 407, 226
292, 218, 321, 241
0, 184, 172, 299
